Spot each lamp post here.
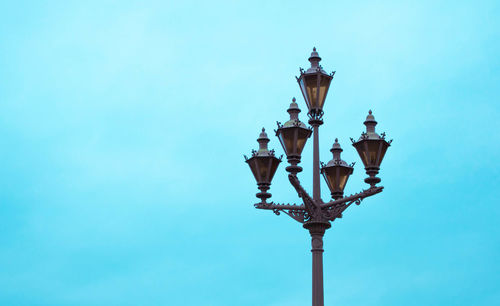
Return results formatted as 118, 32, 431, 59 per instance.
244, 48, 393, 306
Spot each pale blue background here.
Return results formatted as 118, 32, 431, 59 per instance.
1, 1, 499, 305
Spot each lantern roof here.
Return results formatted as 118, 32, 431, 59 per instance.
254, 128, 277, 157
355, 110, 389, 142
305, 47, 327, 74
281, 98, 308, 129
324, 139, 351, 168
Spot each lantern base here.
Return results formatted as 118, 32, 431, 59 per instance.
307, 109, 324, 123
331, 191, 344, 201
257, 183, 272, 202
286, 165, 302, 174
308, 117, 324, 126
285, 156, 302, 175
256, 191, 272, 202
365, 167, 381, 187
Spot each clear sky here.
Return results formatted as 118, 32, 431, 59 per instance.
1, 1, 499, 305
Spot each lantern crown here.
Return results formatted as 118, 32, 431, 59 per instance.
306, 47, 326, 74
282, 98, 307, 128
358, 110, 381, 140
327, 138, 349, 166
256, 128, 272, 154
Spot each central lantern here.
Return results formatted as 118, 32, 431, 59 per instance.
296, 47, 335, 119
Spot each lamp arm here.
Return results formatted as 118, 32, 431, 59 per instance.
254, 202, 309, 223
321, 186, 384, 209
254, 202, 305, 210
288, 174, 321, 219
321, 199, 359, 221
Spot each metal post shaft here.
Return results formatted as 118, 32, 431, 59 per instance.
312, 123, 321, 202
304, 221, 331, 306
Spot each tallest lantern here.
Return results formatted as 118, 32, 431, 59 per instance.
296, 47, 335, 119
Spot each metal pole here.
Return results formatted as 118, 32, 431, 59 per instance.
312, 124, 321, 201
304, 221, 330, 306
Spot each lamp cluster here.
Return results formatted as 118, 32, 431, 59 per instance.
245, 48, 391, 202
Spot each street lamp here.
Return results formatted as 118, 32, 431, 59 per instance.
275, 98, 312, 174
297, 47, 334, 119
321, 139, 354, 201
244, 128, 282, 202
244, 48, 393, 306
351, 110, 392, 187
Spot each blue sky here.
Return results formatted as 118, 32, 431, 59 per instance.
1, 1, 499, 305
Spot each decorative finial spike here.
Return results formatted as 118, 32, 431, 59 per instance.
369, 110, 372, 115
262, 127, 265, 132
313, 47, 316, 51
292, 97, 296, 102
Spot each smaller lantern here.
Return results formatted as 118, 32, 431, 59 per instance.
321, 139, 354, 200
351, 110, 392, 187
296, 48, 335, 119
275, 98, 312, 174
245, 128, 282, 202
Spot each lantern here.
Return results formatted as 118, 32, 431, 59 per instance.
296, 48, 334, 119
321, 139, 354, 200
351, 110, 391, 187
275, 98, 312, 174
245, 128, 282, 201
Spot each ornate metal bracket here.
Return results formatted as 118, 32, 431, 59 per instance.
254, 178, 384, 223
288, 174, 322, 219
254, 201, 310, 223
321, 186, 383, 209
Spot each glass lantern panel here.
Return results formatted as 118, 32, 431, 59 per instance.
317, 75, 332, 110
254, 156, 280, 183
337, 167, 352, 191
299, 78, 310, 109
377, 141, 389, 166
268, 157, 280, 182
304, 74, 319, 110
296, 128, 310, 155
323, 166, 352, 193
256, 157, 270, 182
248, 159, 261, 182
322, 167, 336, 192
355, 140, 389, 167
278, 128, 296, 156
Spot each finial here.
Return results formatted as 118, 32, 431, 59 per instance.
365, 110, 376, 122
364, 110, 377, 133
287, 97, 301, 119
257, 128, 270, 151
331, 139, 342, 152
330, 138, 343, 161
258, 128, 269, 140
308, 48, 322, 71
